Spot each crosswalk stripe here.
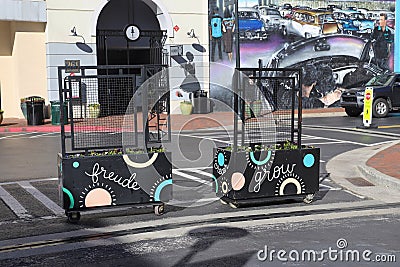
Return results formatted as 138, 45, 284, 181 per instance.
172, 169, 212, 186
0, 132, 36, 140
18, 181, 64, 216
0, 186, 32, 219
192, 169, 214, 178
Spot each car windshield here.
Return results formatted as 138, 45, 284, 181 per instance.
349, 13, 365, 20
267, 9, 280, 16
239, 11, 259, 19
319, 14, 335, 22
387, 13, 395, 19
365, 74, 394, 86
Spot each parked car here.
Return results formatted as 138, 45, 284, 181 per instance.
333, 11, 359, 34
348, 12, 374, 34
386, 12, 395, 29
282, 9, 339, 38
340, 73, 400, 117
257, 6, 284, 31
238, 7, 268, 40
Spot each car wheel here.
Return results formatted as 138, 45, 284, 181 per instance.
373, 98, 389, 118
345, 107, 362, 117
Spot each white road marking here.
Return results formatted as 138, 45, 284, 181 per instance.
0, 186, 32, 219
0, 132, 36, 140
343, 189, 366, 199
192, 169, 214, 178
172, 169, 212, 186
174, 133, 231, 144
0, 177, 57, 186
29, 132, 57, 138
18, 181, 64, 216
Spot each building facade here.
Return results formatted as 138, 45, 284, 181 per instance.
0, 0, 398, 117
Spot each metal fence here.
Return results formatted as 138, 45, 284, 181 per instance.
58, 65, 170, 155
233, 67, 302, 151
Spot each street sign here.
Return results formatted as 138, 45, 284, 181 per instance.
363, 87, 373, 127
65, 60, 80, 73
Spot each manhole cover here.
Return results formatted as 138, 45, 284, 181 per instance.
346, 178, 375, 187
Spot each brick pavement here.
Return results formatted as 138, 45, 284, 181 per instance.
366, 143, 400, 180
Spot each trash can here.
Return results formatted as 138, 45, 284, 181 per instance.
26, 97, 45, 125
191, 90, 213, 114
51, 101, 68, 125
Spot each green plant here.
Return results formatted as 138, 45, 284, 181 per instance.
0, 109, 3, 114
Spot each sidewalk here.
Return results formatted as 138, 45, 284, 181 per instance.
327, 140, 400, 203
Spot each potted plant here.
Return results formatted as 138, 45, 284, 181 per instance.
88, 103, 100, 118
213, 140, 320, 207
0, 109, 3, 125
179, 100, 193, 115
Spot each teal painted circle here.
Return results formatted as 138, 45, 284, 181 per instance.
303, 154, 315, 168
250, 151, 271, 166
217, 153, 225, 167
73, 162, 80, 168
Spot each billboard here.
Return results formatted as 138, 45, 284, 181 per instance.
209, 0, 396, 108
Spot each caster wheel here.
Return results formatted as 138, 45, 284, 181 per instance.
229, 202, 238, 209
220, 199, 228, 205
154, 204, 164, 215
303, 194, 314, 204
66, 211, 80, 223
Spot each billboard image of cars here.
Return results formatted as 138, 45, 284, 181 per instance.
208, 0, 396, 109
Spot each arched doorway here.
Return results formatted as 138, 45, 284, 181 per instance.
96, 0, 167, 66
95, 0, 168, 116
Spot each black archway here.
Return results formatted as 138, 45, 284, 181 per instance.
96, 0, 165, 66
95, 0, 167, 115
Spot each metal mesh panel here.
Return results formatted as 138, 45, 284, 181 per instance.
59, 65, 170, 154
235, 68, 301, 149
67, 75, 136, 150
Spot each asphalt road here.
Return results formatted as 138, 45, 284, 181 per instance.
0, 114, 399, 265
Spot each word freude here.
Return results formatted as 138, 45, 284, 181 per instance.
85, 163, 141, 190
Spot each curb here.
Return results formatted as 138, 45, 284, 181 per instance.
358, 165, 400, 191
0, 126, 69, 133
327, 140, 400, 203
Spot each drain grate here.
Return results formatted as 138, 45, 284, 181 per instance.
346, 177, 375, 187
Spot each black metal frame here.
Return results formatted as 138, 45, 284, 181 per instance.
57, 64, 170, 157
233, 65, 303, 152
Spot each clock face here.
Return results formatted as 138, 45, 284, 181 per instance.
125, 25, 140, 41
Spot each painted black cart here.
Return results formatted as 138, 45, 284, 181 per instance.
213, 66, 320, 207
57, 65, 172, 222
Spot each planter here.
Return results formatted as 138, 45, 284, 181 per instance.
213, 147, 320, 206
88, 104, 100, 118
180, 101, 193, 115
58, 152, 172, 222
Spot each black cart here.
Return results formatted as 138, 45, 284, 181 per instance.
213, 66, 320, 207
57, 65, 172, 222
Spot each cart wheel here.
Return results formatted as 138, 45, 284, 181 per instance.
229, 202, 239, 209
66, 211, 80, 223
303, 194, 315, 204
154, 204, 164, 215
220, 199, 228, 205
